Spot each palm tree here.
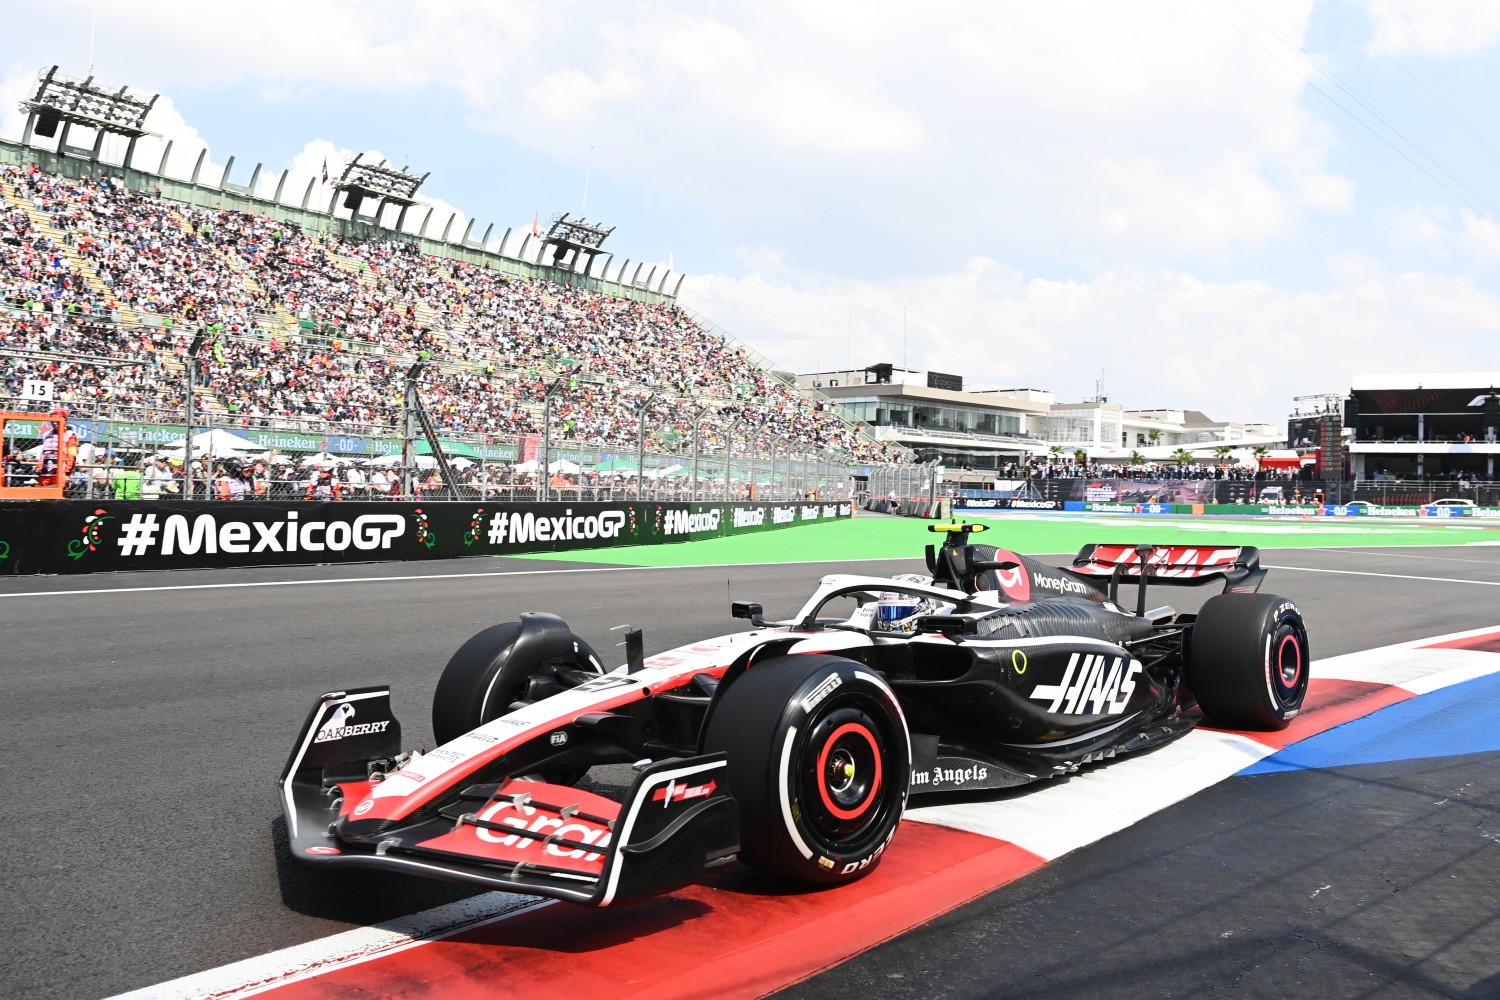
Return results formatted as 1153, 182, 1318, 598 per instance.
1147, 428, 1162, 446
1213, 445, 1232, 463
1173, 448, 1195, 468
1048, 444, 1063, 465
1252, 445, 1269, 480
1129, 450, 1145, 468
1073, 449, 1088, 467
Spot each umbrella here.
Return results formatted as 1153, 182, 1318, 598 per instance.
298, 451, 347, 468
548, 459, 582, 475
366, 453, 437, 469
643, 463, 686, 479
511, 458, 541, 474
594, 456, 640, 474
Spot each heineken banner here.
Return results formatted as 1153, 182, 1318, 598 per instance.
0, 499, 850, 575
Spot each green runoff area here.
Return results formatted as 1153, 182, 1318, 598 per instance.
514, 512, 1500, 568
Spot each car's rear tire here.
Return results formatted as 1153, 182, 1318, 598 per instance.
702, 654, 910, 885
432, 613, 604, 752
1188, 593, 1309, 730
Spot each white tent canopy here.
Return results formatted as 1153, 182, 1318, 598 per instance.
298, 451, 349, 468
365, 453, 437, 469
159, 428, 261, 456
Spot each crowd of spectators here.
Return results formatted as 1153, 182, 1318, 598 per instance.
0, 163, 890, 464
972, 459, 1304, 483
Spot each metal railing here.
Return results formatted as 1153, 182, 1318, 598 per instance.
1, 395, 876, 503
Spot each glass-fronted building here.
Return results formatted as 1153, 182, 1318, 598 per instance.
797, 365, 1051, 478
1347, 372, 1500, 480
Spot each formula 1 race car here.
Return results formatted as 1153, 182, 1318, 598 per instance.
281, 523, 1309, 906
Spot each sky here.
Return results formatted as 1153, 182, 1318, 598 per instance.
3, 0, 1500, 424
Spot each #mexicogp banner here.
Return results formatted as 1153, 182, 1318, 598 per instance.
0, 500, 850, 575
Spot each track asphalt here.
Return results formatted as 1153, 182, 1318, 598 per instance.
1, 512, 1496, 999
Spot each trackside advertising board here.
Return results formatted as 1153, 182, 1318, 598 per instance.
0, 499, 849, 575
950, 497, 1500, 519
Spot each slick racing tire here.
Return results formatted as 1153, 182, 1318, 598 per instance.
703, 654, 910, 885
1188, 593, 1309, 730
432, 612, 604, 747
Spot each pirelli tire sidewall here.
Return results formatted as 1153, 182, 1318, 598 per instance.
1188, 593, 1310, 731
705, 653, 911, 885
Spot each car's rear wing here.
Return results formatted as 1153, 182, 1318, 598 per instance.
1068, 544, 1267, 599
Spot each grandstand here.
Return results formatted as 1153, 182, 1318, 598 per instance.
1, 70, 912, 501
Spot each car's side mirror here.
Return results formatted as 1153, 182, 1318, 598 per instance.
732, 601, 765, 625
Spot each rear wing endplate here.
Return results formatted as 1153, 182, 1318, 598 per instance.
1069, 544, 1266, 596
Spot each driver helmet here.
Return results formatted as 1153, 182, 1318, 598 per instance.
872, 594, 930, 633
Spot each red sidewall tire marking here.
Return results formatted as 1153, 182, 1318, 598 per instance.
815, 721, 882, 821
1277, 632, 1303, 692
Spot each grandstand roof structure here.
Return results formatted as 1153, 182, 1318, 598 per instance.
17, 66, 159, 167
0, 65, 917, 471
4, 65, 683, 302
0, 148, 908, 476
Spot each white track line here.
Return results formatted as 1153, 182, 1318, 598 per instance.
1296, 547, 1500, 564
106, 894, 548, 1000
104, 623, 1500, 1000
5, 550, 1491, 601
1264, 564, 1500, 587
0, 555, 925, 600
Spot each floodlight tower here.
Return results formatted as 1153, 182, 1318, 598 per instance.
332, 153, 431, 230
541, 213, 615, 276
18, 65, 157, 165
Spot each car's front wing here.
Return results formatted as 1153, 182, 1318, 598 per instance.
281, 688, 740, 906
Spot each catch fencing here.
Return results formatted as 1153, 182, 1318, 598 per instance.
0, 397, 890, 504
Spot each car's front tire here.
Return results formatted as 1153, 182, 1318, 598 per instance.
702, 654, 910, 885
1188, 593, 1310, 730
431, 612, 604, 746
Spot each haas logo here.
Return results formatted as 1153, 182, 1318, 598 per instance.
316, 703, 355, 740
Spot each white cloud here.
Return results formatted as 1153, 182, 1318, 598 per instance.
270, 139, 344, 209
1458, 212, 1500, 260
1386, 204, 1500, 263
525, 69, 645, 125
126, 94, 223, 181
679, 258, 1500, 422
1357, 0, 1500, 57
4, 2, 1497, 423
0, 0, 1350, 262
0, 64, 35, 142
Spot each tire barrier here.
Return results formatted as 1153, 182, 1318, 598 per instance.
0, 498, 852, 575
859, 497, 950, 519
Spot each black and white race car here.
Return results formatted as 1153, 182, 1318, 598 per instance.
281, 523, 1308, 906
